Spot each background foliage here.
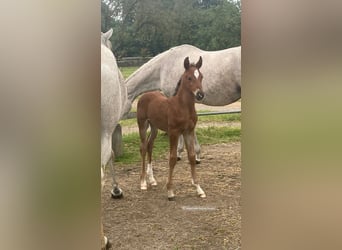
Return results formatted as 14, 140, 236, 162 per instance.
101, 0, 241, 57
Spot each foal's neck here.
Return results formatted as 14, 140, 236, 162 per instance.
175, 87, 196, 113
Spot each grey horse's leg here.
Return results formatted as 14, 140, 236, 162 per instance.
183, 131, 206, 198
110, 151, 123, 199
177, 135, 184, 161
177, 133, 201, 164
194, 132, 201, 164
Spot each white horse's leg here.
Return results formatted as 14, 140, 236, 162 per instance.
184, 132, 206, 198
177, 135, 184, 161
109, 151, 123, 198
194, 132, 201, 164
178, 133, 201, 164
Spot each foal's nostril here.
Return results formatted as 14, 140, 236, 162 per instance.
196, 91, 204, 101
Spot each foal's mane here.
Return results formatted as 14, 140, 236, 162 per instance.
172, 63, 197, 96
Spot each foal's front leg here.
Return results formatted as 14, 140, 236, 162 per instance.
167, 132, 179, 200
184, 131, 206, 198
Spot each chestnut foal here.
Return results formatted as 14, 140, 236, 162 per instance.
137, 56, 206, 200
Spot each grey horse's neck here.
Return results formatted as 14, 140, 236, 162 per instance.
125, 53, 167, 102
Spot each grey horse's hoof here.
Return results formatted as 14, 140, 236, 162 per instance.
196, 160, 201, 164
177, 157, 181, 161
168, 196, 176, 201
105, 239, 112, 249
111, 187, 123, 199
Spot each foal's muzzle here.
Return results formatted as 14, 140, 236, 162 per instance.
195, 90, 205, 101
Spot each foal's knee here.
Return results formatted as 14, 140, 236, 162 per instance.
188, 153, 196, 165
169, 155, 177, 165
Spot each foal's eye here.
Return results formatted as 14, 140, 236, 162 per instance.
188, 77, 192, 81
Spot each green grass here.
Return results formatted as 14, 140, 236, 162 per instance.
115, 126, 240, 164
120, 118, 138, 127
120, 113, 240, 127
120, 66, 139, 79
198, 113, 241, 122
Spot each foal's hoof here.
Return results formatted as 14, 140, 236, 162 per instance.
111, 187, 123, 199
140, 183, 147, 190
199, 193, 206, 198
196, 160, 201, 164
168, 196, 176, 201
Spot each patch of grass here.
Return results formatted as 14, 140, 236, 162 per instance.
198, 113, 240, 122
196, 126, 241, 144
120, 66, 139, 79
115, 131, 169, 164
120, 118, 137, 127
115, 126, 240, 164
120, 113, 240, 127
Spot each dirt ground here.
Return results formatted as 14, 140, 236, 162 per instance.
102, 142, 241, 249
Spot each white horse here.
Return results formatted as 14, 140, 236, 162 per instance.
124, 44, 241, 162
101, 28, 130, 249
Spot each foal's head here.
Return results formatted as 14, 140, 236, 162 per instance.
180, 56, 205, 101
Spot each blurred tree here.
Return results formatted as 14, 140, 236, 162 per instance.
101, 0, 240, 57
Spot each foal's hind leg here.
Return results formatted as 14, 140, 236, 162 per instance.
146, 126, 158, 186
138, 119, 149, 190
184, 131, 206, 198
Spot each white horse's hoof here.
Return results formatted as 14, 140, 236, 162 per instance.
150, 181, 157, 186
195, 155, 201, 164
111, 187, 123, 199
167, 190, 175, 200
168, 196, 175, 201
103, 236, 112, 249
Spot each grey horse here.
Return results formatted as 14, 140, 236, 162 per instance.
124, 44, 241, 162
101, 28, 130, 249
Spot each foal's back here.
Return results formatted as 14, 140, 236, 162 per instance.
137, 91, 169, 132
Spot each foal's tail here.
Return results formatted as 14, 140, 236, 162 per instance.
137, 95, 150, 143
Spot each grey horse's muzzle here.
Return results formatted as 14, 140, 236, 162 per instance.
195, 89, 205, 101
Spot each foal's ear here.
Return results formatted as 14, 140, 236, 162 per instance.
196, 56, 202, 69
184, 57, 190, 70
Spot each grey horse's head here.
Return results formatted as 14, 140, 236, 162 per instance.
101, 28, 113, 50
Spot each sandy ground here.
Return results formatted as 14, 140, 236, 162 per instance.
102, 142, 241, 249
102, 99, 241, 249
